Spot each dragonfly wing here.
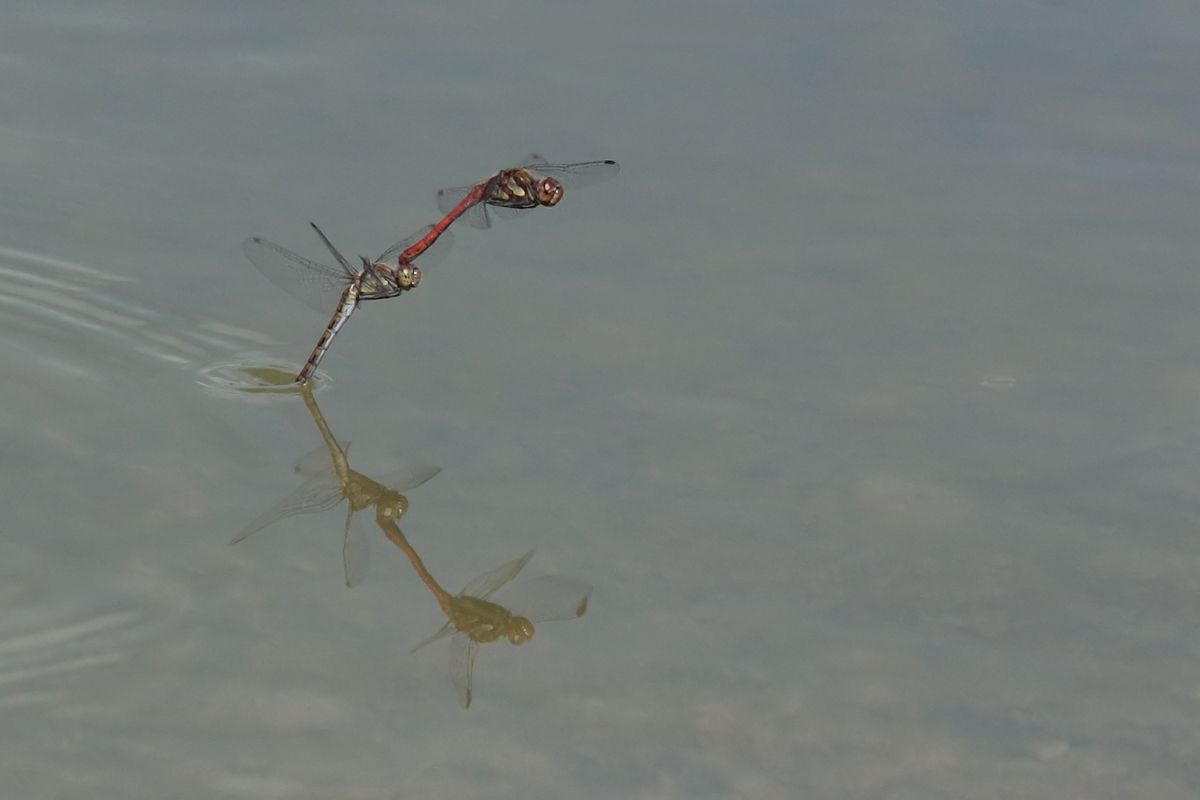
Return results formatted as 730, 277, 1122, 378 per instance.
241, 236, 349, 314
500, 576, 592, 622
410, 619, 455, 653
435, 185, 494, 230
292, 441, 346, 477
521, 155, 621, 189
308, 222, 355, 273
375, 462, 441, 493
488, 205, 534, 223
376, 225, 454, 272
448, 632, 478, 709
230, 474, 345, 544
343, 507, 369, 588
458, 550, 534, 601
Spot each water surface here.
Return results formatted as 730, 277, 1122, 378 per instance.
4, 1, 1200, 797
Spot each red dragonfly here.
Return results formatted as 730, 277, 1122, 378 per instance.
242, 222, 453, 382
433, 155, 620, 231
379, 519, 590, 709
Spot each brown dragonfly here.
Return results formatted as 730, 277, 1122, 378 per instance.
231, 382, 439, 587
378, 518, 590, 709
242, 222, 453, 382
434, 155, 620, 231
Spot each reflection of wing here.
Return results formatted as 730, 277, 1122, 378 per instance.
375, 463, 441, 493
448, 631, 478, 709
458, 551, 534, 600
342, 507, 369, 588
230, 474, 344, 544
294, 441, 437, 493
500, 576, 592, 622
294, 441, 346, 477
410, 620, 455, 654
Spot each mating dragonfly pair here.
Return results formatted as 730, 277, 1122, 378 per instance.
233, 372, 591, 709
243, 156, 620, 382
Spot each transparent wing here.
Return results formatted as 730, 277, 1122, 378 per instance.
342, 507, 369, 588
435, 158, 618, 231
410, 619, 455, 653
308, 221, 355, 273
448, 631, 478, 709
241, 236, 352, 314
457, 551, 534, 600
296, 457, 438, 498
500, 576, 592, 622
376, 224, 455, 272
293, 441, 344, 477
488, 205, 534, 223
519, 155, 621, 189
230, 474, 345, 544
435, 186, 495, 230
435, 185, 470, 218
375, 463, 441, 493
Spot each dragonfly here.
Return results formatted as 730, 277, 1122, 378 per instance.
434, 155, 620, 231
378, 520, 590, 709
242, 221, 454, 383
231, 381, 440, 588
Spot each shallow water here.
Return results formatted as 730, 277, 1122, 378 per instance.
5, 1, 1200, 797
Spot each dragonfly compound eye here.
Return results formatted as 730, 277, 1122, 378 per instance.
536, 178, 564, 206
507, 616, 535, 645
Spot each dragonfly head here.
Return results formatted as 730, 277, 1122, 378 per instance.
398, 264, 421, 290
506, 616, 535, 645
376, 492, 408, 522
535, 177, 564, 207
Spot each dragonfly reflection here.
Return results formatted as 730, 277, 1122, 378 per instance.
232, 382, 439, 587
377, 519, 590, 709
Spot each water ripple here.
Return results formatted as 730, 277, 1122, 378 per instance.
0, 245, 284, 378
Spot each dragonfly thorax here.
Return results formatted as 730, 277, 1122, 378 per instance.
359, 261, 421, 297
487, 169, 561, 210
488, 172, 534, 206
